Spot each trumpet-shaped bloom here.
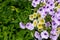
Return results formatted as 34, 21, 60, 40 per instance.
19, 22, 25, 29
38, 18, 45, 24
50, 29, 59, 40
26, 22, 34, 30
33, 13, 37, 18
29, 15, 34, 21
34, 31, 40, 39
33, 19, 38, 27
32, 2, 37, 7
32, 0, 41, 7
52, 20, 58, 29
34, 31, 42, 40
37, 23, 43, 29
32, 0, 41, 4
45, 22, 51, 27
41, 30, 49, 39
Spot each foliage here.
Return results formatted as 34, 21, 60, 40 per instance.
0, 0, 34, 40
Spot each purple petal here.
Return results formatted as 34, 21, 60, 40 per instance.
34, 31, 40, 39
41, 31, 49, 39
26, 22, 34, 30
19, 22, 25, 29
45, 22, 51, 27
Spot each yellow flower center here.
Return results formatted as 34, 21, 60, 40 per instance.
37, 23, 43, 29
37, 13, 41, 18
38, 18, 45, 24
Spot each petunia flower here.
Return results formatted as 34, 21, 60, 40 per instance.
32, 0, 41, 7
50, 33, 59, 40
26, 22, 34, 30
52, 20, 58, 29
32, 0, 41, 4
50, 29, 59, 40
32, 2, 37, 7
34, 31, 41, 39
33, 19, 38, 27
45, 22, 51, 27
19, 22, 25, 29
29, 14, 34, 21
37, 23, 43, 30
33, 12, 37, 18
38, 18, 45, 24
41, 30, 49, 39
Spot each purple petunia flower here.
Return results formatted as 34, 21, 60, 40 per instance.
50, 33, 59, 40
51, 12, 60, 25
55, 9, 60, 19
50, 29, 59, 40
41, 30, 49, 39
32, 0, 41, 7
32, 0, 41, 4
45, 22, 51, 27
26, 22, 34, 30
32, 2, 37, 7
34, 31, 42, 40
50, 28, 57, 35
19, 22, 26, 29
52, 20, 58, 29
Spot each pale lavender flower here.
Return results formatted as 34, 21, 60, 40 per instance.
32, 2, 37, 7
52, 20, 58, 29
55, 10, 60, 18
32, 0, 41, 4
50, 33, 59, 40
32, 0, 41, 7
45, 22, 51, 27
51, 13, 60, 25
34, 31, 41, 39
50, 24, 59, 40
50, 29, 59, 40
50, 28, 57, 35
26, 22, 34, 30
54, 11, 60, 25
19, 22, 25, 29
41, 30, 49, 39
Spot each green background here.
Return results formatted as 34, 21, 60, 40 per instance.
0, 0, 34, 40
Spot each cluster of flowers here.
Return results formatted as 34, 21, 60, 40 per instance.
20, 0, 60, 40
